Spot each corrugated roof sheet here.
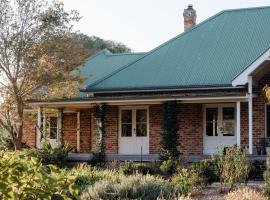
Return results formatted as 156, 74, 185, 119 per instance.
77, 49, 145, 89
84, 6, 270, 92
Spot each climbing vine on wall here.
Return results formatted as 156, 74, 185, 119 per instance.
160, 101, 179, 160
92, 104, 106, 164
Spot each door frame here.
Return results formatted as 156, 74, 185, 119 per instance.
118, 105, 149, 154
203, 103, 237, 154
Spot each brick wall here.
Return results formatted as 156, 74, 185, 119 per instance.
178, 104, 203, 155
149, 105, 161, 154
63, 112, 77, 150
22, 114, 36, 147
104, 106, 118, 154
63, 109, 92, 153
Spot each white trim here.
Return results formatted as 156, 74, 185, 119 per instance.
232, 48, 270, 86
236, 101, 241, 146
248, 76, 253, 154
28, 95, 249, 107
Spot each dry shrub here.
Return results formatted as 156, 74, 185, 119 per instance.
225, 187, 266, 200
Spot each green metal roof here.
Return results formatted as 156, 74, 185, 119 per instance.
84, 6, 270, 92
77, 49, 145, 89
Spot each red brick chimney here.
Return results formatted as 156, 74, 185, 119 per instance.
183, 4, 197, 31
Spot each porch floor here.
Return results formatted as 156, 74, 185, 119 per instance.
67, 153, 268, 162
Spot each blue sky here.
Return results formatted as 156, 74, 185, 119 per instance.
63, 0, 270, 52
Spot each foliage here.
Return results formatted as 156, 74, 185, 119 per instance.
160, 101, 179, 160
75, 33, 131, 54
263, 156, 270, 197
91, 104, 106, 165
32, 142, 73, 168
0, 151, 79, 199
0, 132, 14, 151
81, 174, 179, 200
190, 158, 219, 186
160, 158, 177, 175
0, 0, 87, 150
120, 161, 154, 175
172, 168, 202, 197
67, 164, 121, 192
218, 147, 250, 192
225, 187, 266, 200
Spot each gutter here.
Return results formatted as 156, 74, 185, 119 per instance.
80, 85, 245, 94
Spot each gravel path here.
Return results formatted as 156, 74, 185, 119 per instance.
190, 181, 264, 200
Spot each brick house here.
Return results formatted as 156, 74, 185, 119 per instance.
24, 6, 270, 161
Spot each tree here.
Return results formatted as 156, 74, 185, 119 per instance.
74, 33, 131, 55
0, 0, 87, 150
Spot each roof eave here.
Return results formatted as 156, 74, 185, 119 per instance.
80, 85, 245, 94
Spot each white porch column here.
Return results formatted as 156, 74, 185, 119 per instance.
76, 110, 81, 152
236, 101, 241, 147
248, 76, 253, 154
37, 107, 42, 148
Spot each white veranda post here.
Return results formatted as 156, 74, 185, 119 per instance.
37, 107, 42, 148
248, 76, 253, 154
236, 101, 241, 147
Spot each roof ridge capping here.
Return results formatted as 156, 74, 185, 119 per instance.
223, 5, 270, 13
82, 5, 270, 92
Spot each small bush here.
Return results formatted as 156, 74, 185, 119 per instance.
218, 147, 250, 192
33, 142, 73, 168
0, 151, 79, 199
190, 158, 219, 186
81, 174, 179, 200
121, 161, 154, 175
160, 158, 177, 175
225, 187, 266, 200
172, 168, 202, 197
68, 163, 120, 191
263, 156, 270, 197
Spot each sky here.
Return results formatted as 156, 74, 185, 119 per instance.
62, 0, 270, 52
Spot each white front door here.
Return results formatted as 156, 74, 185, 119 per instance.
119, 106, 149, 155
203, 104, 237, 155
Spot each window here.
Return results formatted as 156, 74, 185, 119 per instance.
46, 116, 58, 139
266, 105, 270, 137
136, 109, 147, 137
121, 110, 132, 137
206, 108, 218, 136
222, 107, 235, 136
120, 107, 148, 138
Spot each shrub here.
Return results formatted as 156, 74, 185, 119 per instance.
33, 142, 73, 168
218, 146, 250, 192
0, 151, 79, 199
263, 156, 270, 197
81, 174, 179, 200
172, 168, 202, 197
225, 187, 266, 200
160, 158, 177, 175
160, 101, 179, 160
68, 164, 120, 192
121, 161, 154, 175
190, 158, 219, 186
